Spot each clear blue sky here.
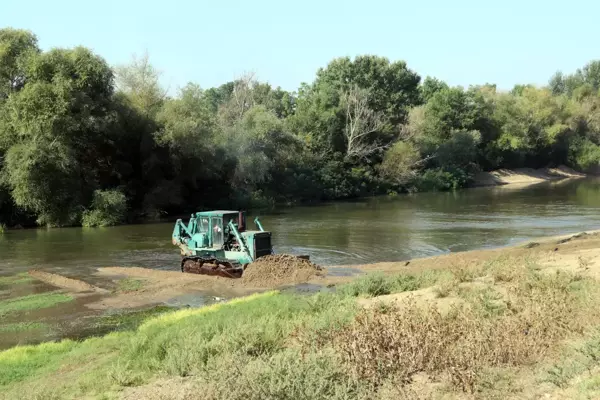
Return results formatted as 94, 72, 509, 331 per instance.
2, 0, 597, 93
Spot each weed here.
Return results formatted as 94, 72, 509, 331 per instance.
544, 362, 581, 388
579, 256, 592, 271
390, 274, 421, 292
115, 278, 145, 293
0, 322, 48, 333
451, 266, 476, 283
0, 291, 72, 317
108, 360, 144, 386
0, 273, 34, 286
338, 273, 392, 297
433, 279, 457, 298
459, 287, 506, 318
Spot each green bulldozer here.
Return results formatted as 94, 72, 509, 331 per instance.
172, 210, 274, 278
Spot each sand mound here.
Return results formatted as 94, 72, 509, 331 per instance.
242, 254, 324, 287
28, 270, 108, 294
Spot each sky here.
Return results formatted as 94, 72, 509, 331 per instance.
1, 0, 598, 94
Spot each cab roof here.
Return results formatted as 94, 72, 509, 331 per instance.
195, 210, 243, 217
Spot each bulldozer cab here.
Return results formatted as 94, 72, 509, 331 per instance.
194, 211, 246, 249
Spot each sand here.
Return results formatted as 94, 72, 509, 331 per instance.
27, 270, 108, 294
472, 165, 586, 187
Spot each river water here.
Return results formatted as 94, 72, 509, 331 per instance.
1, 178, 600, 280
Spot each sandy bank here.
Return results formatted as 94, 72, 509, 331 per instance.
472, 165, 586, 187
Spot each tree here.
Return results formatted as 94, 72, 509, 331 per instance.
218, 72, 258, 125
0, 28, 39, 98
114, 51, 166, 117
341, 85, 385, 159
315, 55, 421, 125
0, 46, 117, 226
379, 141, 421, 184
421, 77, 448, 102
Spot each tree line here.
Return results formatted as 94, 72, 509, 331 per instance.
1, 28, 599, 227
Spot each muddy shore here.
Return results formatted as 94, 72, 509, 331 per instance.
23, 230, 600, 312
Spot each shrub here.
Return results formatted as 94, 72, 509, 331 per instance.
82, 189, 127, 227
330, 269, 600, 393
412, 167, 470, 192
338, 273, 393, 297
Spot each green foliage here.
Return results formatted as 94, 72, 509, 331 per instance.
1, 27, 599, 227
569, 137, 600, 171
421, 76, 449, 102
0, 28, 39, 97
82, 190, 127, 227
379, 141, 420, 185
413, 167, 470, 191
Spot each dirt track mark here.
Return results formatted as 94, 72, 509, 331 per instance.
28, 270, 109, 294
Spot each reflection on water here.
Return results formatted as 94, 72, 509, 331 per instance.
0, 178, 600, 277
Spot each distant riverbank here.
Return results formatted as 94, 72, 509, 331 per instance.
472, 165, 586, 187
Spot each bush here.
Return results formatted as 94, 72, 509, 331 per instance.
411, 167, 470, 191
338, 273, 393, 297
82, 190, 127, 227
569, 137, 600, 171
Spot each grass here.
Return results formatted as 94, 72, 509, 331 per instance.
0, 292, 73, 317
337, 269, 453, 298
0, 273, 35, 286
114, 278, 145, 293
1, 255, 600, 399
0, 322, 48, 334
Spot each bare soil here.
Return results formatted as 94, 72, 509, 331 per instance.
27, 270, 108, 294
241, 254, 324, 287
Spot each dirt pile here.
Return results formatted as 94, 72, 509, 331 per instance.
28, 270, 108, 294
242, 254, 324, 287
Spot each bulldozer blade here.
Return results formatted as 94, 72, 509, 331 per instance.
181, 257, 243, 279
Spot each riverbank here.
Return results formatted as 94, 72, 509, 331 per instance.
3, 231, 600, 399
472, 165, 586, 187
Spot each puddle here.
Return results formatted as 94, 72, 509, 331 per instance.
164, 293, 222, 308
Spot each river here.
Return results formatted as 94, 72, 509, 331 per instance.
1, 178, 600, 281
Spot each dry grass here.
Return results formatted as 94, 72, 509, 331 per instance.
326, 264, 600, 394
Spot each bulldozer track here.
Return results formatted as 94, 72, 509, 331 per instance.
181, 256, 243, 279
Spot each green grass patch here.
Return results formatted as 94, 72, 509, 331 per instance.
91, 306, 174, 334
115, 278, 145, 293
0, 322, 48, 334
0, 292, 73, 317
0, 340, 77, 386
337, 269, 453, 298
0, 273, 34, 286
